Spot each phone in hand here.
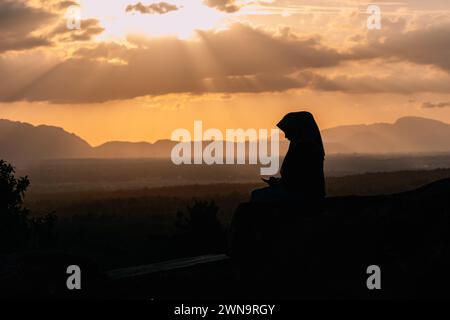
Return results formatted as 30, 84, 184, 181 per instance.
262, 177, 279, 186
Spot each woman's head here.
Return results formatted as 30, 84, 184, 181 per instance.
277, 111, 325, 157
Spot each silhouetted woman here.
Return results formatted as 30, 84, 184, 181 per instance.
251, 111, 326, 203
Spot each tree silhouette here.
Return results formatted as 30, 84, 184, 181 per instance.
0, 159, 57, 253
0, 159, 30, 253
175, 200, 225, 254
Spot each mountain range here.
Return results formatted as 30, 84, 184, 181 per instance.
2, 116, 450, 165
321, 116, 450, 154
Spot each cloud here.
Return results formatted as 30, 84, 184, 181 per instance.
0, 36, 51, 53
203, 0, 241, 13
50, 18, 105, 42
310, 71, 450, 94
0, 23, 344, 103
3, 13, 450, 103
422, 101, 450, 108
125, 2, 180, 15
0, 0, 104, 52
350, 22, 450, 72
55, 1, 79, 10
0, 0, 55, 53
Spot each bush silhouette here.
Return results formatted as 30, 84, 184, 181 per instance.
0, 159, 57, 253
175, 200, 225, 255
0, 159, 31, 253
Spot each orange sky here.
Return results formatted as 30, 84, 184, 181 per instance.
1, 0, 450, 145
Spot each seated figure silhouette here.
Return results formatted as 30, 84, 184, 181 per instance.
251, 111, 325, 204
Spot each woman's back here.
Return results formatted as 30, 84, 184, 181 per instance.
280, 141, 325, 200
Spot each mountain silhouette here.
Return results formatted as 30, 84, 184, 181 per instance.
322, 116, 450, 153
0, 119, 92, 165
94, 140, 175, 158
2, 116, 450, 165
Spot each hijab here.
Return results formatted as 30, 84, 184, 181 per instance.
277, 111, 325, 159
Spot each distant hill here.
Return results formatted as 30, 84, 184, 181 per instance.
93, 140, 175, 158
96, 117, 450, 156
0, 119, 92, 165
321, 116, 450, 154
2, 116, 450, 165
94, 139, 290, 159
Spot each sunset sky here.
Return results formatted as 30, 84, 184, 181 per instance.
1, 0, 450, 145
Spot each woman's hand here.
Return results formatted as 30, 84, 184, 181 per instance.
261, 176, 281, 187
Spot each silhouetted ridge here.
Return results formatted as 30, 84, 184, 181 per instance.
3, 117, 450, 165
0, 119, 92, 165
322, 116, 450, 153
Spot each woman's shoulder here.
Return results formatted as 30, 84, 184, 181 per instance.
291, 141, 319, 151
290, 142, 324, 159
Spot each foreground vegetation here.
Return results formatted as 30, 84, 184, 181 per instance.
3, 157, 450, 298
17, 168, 450, 269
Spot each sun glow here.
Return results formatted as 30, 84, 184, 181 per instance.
78, 0, 228, 39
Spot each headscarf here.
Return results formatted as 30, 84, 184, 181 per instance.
277, 111, 325, 159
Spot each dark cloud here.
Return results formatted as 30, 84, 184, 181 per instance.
0, 0, 55, 53
203, 0, 240, 13
0, 36, 51, 53
125, 2, 179, 15
350, 23, 450, 72
0, 23, 343, 103
422, 101, 450, 108
310, 73, 450, 94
